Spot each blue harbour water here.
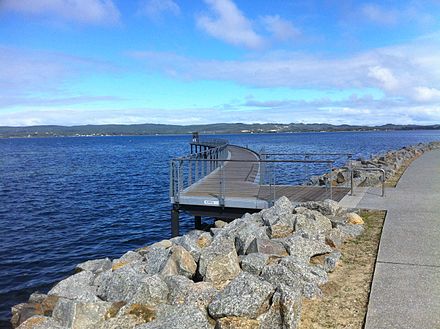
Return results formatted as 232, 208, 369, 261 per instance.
1, 130, 440, 327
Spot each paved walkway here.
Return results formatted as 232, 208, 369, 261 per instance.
342, 149, 440, 328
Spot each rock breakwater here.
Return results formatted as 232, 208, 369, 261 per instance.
308, 141, 440, 187
12, 197, 365, 329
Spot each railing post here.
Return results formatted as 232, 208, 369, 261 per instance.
195, 154, 199, 182
329, 162, 333, 200
305, 154, 310, 182
188, 159, 192, 185
178, 160, 183, 194
219, 160, 225, 207
350, 158, 354, 196
169, 160, 174, 199
381, 169, 385, 197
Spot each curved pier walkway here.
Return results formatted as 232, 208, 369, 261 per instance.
354, 149, 440, 328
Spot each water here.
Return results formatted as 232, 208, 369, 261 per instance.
1, 130, 440, 327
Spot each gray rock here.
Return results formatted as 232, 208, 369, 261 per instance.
165, 275, 194, 303
184, 282, 218, 310
136, 304, 213, 329
165, 275, 217, 310
91, 314, 144, 329
328, 215, 348, 228
278, 284, 302, 328
130, 275, 169, 305
210, 228, 223, 236
215, 317, 260, 328
260, 264, 303, 293
185, 286, 218, 311
324, 251, 342, 273
257, 284, 302, 329
325, 228, 345, 249
215, 220, 227, 228
150, 239, 173, 249
245, 238, 288, 257
11, 303, 33, 328
208, 272, 274, 319
215, 217, 249, 240
114, 250, 143, 264
28, 292, 50, 304
52, 298, 112, 329
280, 256, 328, 287
97, 263, 146, 302
280, 235, 332, 261
48, 271, 99, 302
295, 210, 332, 239
235, 224, 269, 255
76, 258, 112, 274
12, 295, 60, 328
268, 214, 296, 239
338, 223, 364, 238
257, 291, 283, 329
198, 236, 241, 288
336, 171, 346, 184
142, 247, 171, 275
240, 253, 269, 275
160, 245, 197, 278
261, 196, 294, 227
175, 230, 211, 262
16, 315, 66, 329
269, 257, 326, 299
296, 199, 344, 217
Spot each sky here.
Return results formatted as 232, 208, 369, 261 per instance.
1, 0, 440, 126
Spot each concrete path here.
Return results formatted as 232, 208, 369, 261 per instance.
349, 149, 440, 328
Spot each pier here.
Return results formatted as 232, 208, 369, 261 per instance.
170, 135, 352, 236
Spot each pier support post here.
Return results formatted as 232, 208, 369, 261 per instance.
195, 216, 202, 229
171, 205, 180, 237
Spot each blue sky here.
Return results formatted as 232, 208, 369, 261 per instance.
1, 0, 440, 126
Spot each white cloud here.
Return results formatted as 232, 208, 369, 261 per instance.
261, 15, 300, 41
359, 2, 438, 28
131, 34, 440, 105
413, 86, 440, 102
196, 0, 264, 49
0, 0, 120, 25
138, 0, 180, 20
367, 66, 400, 91
2, 97, 440, 126
361, 3, 398, 26
0, 46, 120, 104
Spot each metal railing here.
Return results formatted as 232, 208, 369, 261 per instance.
350, 167, 386, 197
190, 138, 229, 148
262, 153, 353, 185
170, 144, 389, 206
170, 143, 228, 202
170, 155, 339, 207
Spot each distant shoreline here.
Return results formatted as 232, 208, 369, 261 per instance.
0, 129, 439, 140
1, 122, 440, 139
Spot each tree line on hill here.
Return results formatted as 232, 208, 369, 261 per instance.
1, 122, 439, 138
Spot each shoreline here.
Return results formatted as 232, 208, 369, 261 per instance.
1, 128, 440, 140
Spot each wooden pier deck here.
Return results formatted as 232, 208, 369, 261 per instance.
171, 144, 350, 226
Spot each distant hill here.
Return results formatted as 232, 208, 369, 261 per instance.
1, 122, 439, 138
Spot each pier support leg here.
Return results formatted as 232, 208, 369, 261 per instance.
195, 216, 202, 229
171, 206, 180, 237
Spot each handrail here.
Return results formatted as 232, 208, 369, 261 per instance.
177, 159, 335, 164
170, 155, 337, 206
263, 152, 352, 157
176, 143, 228, 161
351, 167, 386, 197
191, 138, 228, 146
